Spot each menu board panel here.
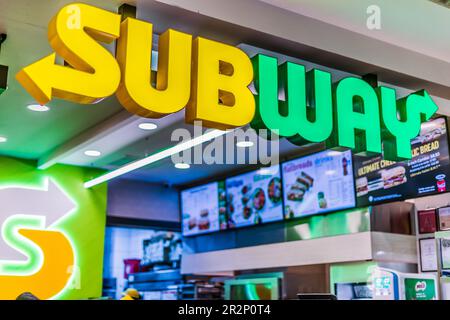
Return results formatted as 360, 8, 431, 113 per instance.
226, 165, 283, 228
181, 182, 227, 236
354, 118, 450, 206
282, 149, 355, 219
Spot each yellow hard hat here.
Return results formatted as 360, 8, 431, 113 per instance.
121, 288, 141, 300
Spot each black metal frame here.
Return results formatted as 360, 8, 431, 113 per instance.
106, 216, 181, 232
419, 237, 438, 272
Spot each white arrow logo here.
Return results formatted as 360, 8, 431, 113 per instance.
0, 179, 76, 262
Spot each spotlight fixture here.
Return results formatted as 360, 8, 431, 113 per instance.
84, 150, 102, 157
236, 140, 254, 148
138, 123, 158, 130
175, 163, 190, 169
27, 104, 50, 112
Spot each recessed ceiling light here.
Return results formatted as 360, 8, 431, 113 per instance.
175, 163, 190, 169
84, 150, 102, 157
138, 123, 158, 130
0, 136, 7, 143
236, 140, 254, 148
27, 104, 50, 112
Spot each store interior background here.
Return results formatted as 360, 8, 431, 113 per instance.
0, 0, 450, 300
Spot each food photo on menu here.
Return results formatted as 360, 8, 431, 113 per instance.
225, 165, 283, 228
181, 182, 223, 236
354, 118, 450, 206
282, 149, 356, 219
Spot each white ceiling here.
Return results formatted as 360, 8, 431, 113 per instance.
259, 0, 450, 63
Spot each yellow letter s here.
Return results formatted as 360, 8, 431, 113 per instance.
16, 3, 121, 105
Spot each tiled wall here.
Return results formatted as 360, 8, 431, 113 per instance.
107, 179, 180, 222
103, 227, 161, 299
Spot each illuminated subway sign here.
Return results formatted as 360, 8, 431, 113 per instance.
16, 3, 438, 161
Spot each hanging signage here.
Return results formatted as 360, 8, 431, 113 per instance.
225, 165, 283, 228
16, 3, 438, 160
282, 150, 355, 219
181, 181, 227, 236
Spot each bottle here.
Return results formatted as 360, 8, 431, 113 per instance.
318, 192, 327, 209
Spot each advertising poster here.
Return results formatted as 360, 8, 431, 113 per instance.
181, 182, 226, 236
440, 239, 450, 270
372, 269, 397, 300
438, 207, 450, 231
226, 165, 283, 228
354, 118, 450, 206
282, 150, 355, 219
404, 278, 436, 300
418, 209, 437, 234
419, 238, 437, 272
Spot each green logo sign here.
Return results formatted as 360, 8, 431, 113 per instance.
251, 54, 438, 161
404, 278, 436, 300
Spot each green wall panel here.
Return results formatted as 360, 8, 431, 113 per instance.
0, 156, 107, 300
286, 207, 370, 241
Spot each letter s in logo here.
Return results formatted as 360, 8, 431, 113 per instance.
16, 3, 122, 105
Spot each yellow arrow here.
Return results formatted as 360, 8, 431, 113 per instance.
16, 53, 118, 105
0, 229, 74, 300
16, 3, 121, 105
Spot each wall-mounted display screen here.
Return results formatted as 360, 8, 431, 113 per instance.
334, 283, 373, 300
282, 149, 355, 219
354, 118, 450, 206
226, 165, 283, 229
181, 182, 227, 236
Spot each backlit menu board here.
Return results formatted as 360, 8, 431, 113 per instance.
226, 165, 283, 228
181, 182, 227, 236
282, 149, 355, 219
354, 118, 450, 206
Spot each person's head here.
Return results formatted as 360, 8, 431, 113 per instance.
16, 292, 40, 300
121, 288, 141, 300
